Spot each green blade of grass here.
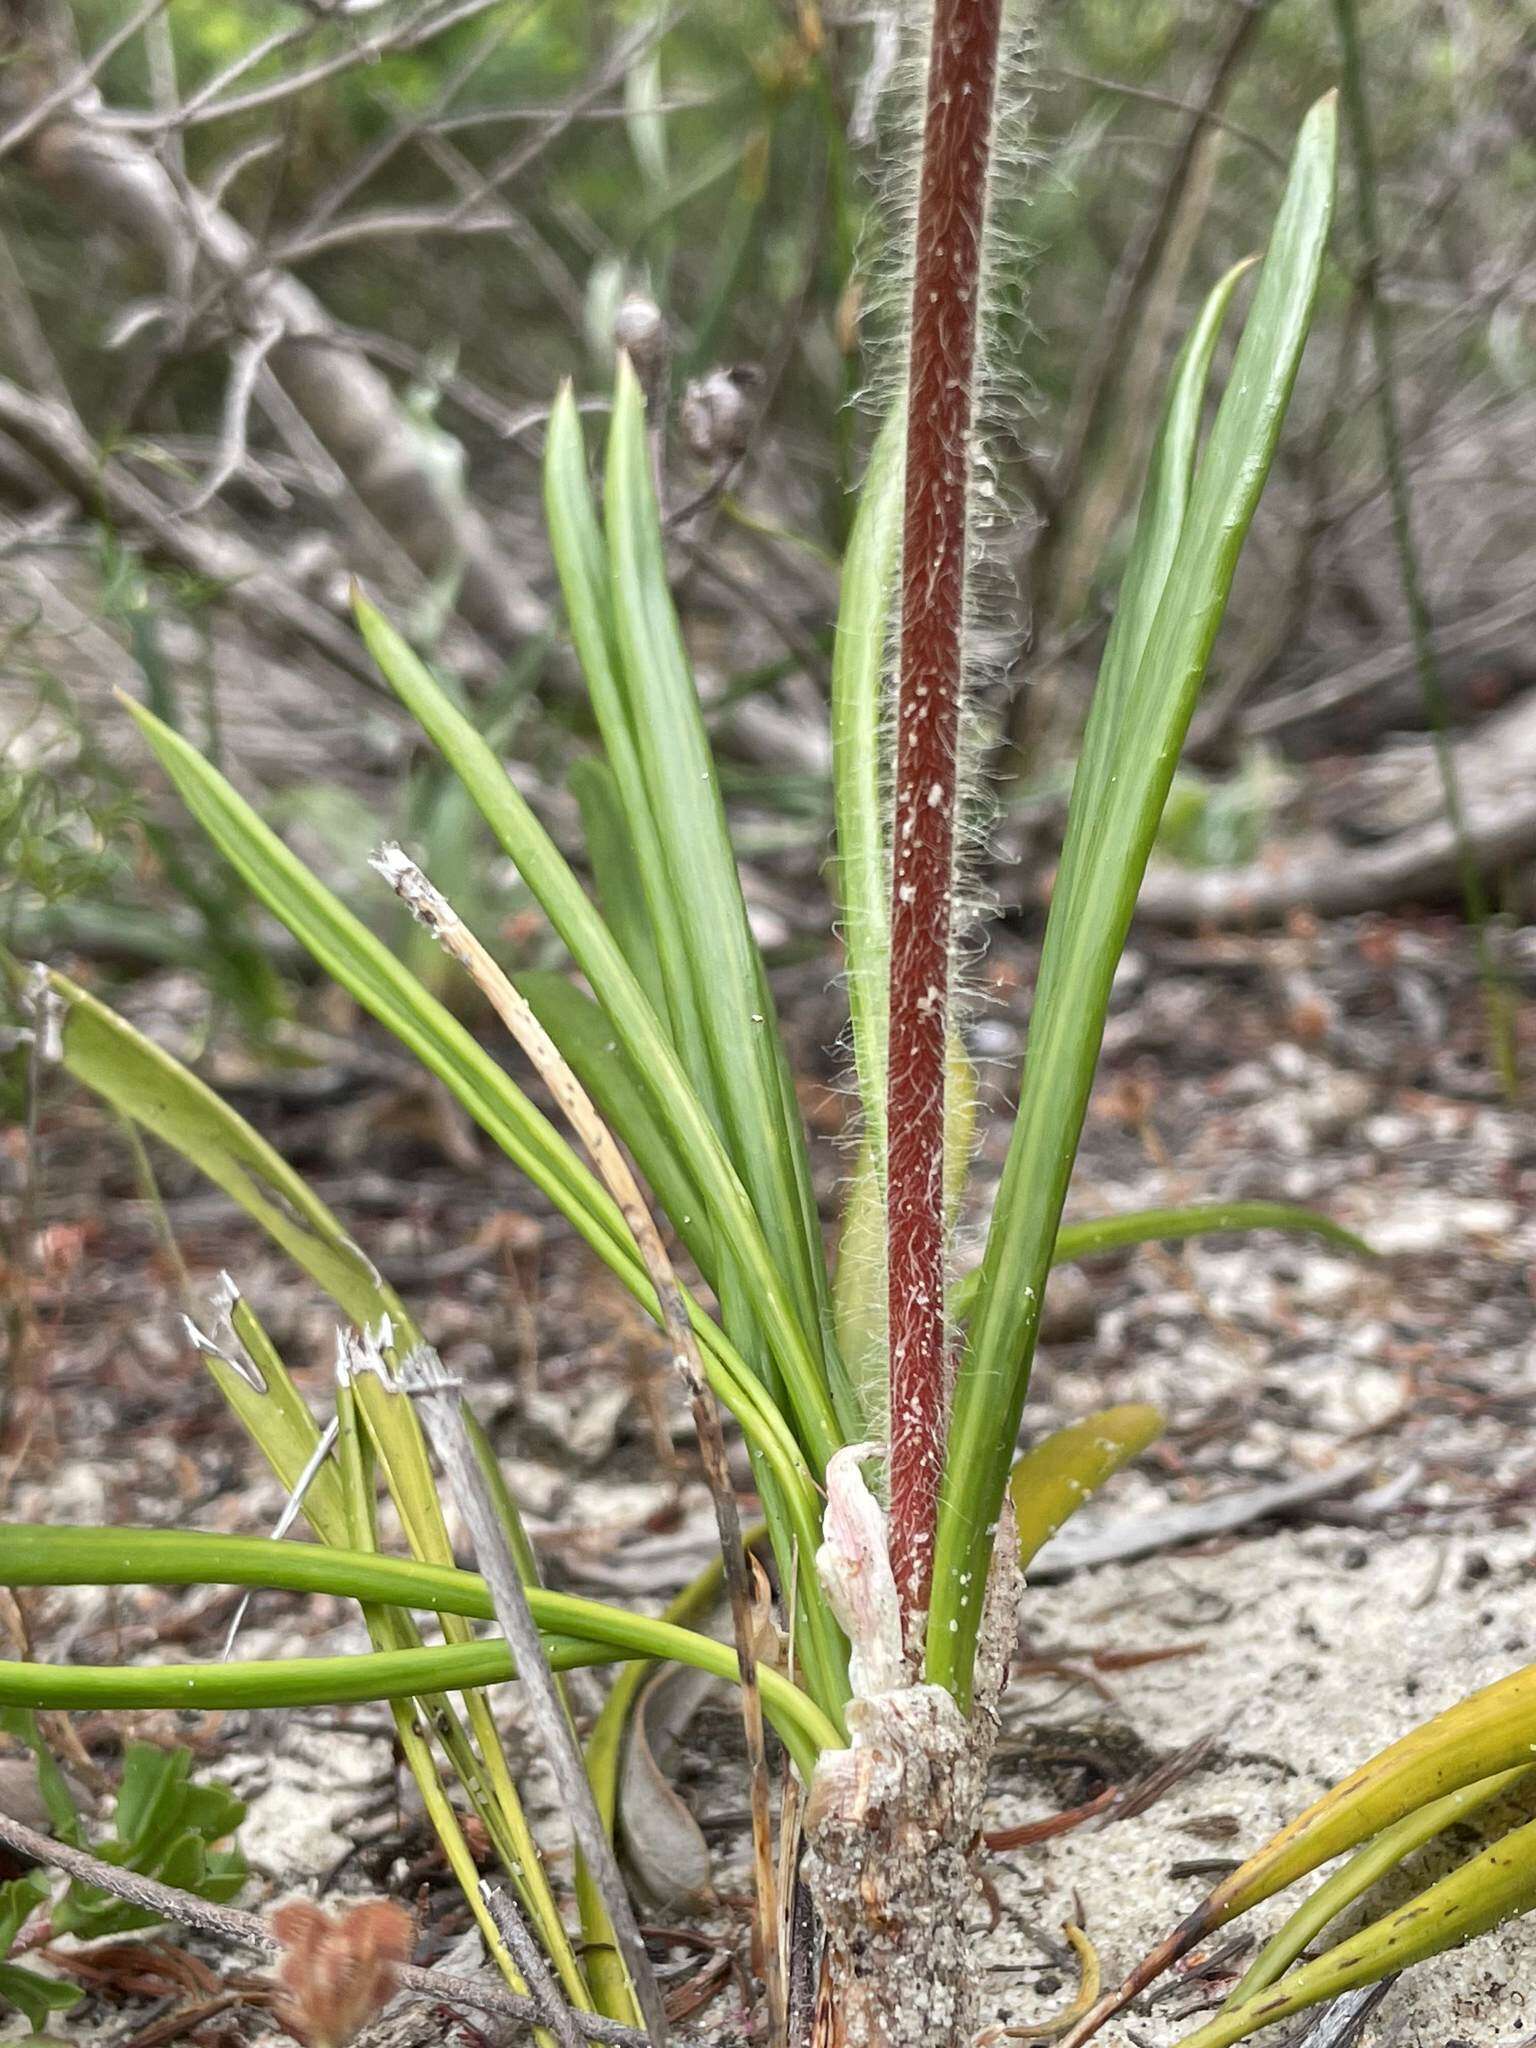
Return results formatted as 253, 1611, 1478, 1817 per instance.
1201, 1660, 1536, 1925
198, 1288, 350, 1546
947, 1200, 1370, 1322
25, 962, 411, 1336
1225, 1766, 1533, 2010
31, 943, 838, 1712
0, 1525, 838, 1777
603, 358, 833, 1374
114, 702, 825, 1503
0, 1637, 835, 1780
543, 383, 717, 1095
1009, 1404, 1164, 1571
1175, 1809, 1536, 2048
830, 405, 904, 1166
568, 755, 667, 1017
1081, 1658, 1536, 2040
517, 968, 718, 1288
120, 698, 630, 1263
929, 95, 1338, 1702
352, 594, 842, 1472
1055, 254, 1257, 924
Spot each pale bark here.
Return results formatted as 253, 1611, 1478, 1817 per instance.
0, 27, 545, 652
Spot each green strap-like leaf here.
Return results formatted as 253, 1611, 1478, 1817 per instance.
831, 405, 904, 1164
29, 963, 408, 1336
352, 592, 843, 1474
1009, 1404, 1164, 1571
516, 969, 718, 1288
0, 1525, 837, 1779
603, 360, 833, 1370
1225, 1765, 1532, 2010
1176, 1807, 1536, 2048
116, 702, 820, 1500
568, 754, 667, 1017
1200, 1658, 1536, 1927
947, 1200, 1370, 1323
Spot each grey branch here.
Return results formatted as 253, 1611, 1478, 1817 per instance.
392, 1342, 672, 2048
0, 57, 545, 650
0, 1806, 661, 2046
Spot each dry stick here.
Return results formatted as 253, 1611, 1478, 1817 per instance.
122, 0, 507, 135
0, 1808, 659, 2048
388, 1343, 670, 2048
481, 1883, 584, 2048
266, 15, 669, 271
1132, 787, 1536, 930
1048, 0, 1270, 523
1331, 0, 1518, 1098
374, 847, 784, 2047
182, 319, 286, 515
0, 0, 173, 162
0, 376, 378, 691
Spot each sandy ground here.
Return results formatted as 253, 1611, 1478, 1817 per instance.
4, 909, 1535, 2045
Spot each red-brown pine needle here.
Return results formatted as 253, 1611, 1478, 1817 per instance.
887, 0, 1005, 1627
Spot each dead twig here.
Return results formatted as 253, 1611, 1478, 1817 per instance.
0, 0, 173, 163
1133, 789, 1536, 928
387, 1338, 671, 2048
376, 844, 785, 2044
0, 1808, 661, 2047
181, 319, 286, 515
1027, 1462, 1376, 1576
480, 1882, 584, 2048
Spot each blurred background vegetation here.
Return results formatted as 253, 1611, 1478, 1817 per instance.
3, 0, 1535, 1043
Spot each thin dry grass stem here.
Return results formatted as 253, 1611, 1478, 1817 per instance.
0, 1808, 659, 2046
385, 1340, 670, 2048
374, 843, 785, 2045
480, 1882, 584, 2048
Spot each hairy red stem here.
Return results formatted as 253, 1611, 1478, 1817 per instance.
887, 0, 1003, 1626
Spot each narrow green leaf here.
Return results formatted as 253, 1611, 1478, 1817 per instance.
830, 405, 904, 1159
0, 1525, 838, 1778
947, 1201, 1371, 1323
1176, 1808, 1536, 2048
930, 96, 1338, 1701
516, 969, 718, 1288
1199, 1659, 1536, 1927
568, 755, 666, 1017
543, 387, 717, 1093
195, 1287, 350, 1546
1009, 1404, 1164, 1571
831, 1140, 884, 1440
1226, 1766, 1532, 2009
351, 593, 843, 1472
28, 964, 407, 1335
116, 702, 821, 1506
1059, 254, 1258, 917
603, 358, 832, 1364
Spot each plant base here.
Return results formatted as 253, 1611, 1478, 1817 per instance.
803, 1529, 1020, 2048
803, 1682, 995, 2048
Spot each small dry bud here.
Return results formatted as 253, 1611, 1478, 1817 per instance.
269, 1899, 414, 2048
678, 365, 759, 463
613, 293, 669, 387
